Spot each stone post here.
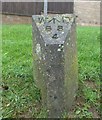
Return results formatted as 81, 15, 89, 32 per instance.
32, 14, 78, 118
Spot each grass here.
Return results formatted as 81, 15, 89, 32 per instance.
1, 25, 100, 118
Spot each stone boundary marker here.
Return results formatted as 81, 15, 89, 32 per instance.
32, 14, 78, 118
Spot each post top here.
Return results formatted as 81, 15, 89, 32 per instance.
32, 14, 75, 45
32, 14, 75, 21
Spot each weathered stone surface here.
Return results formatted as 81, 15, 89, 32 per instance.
32, 14, 78, 118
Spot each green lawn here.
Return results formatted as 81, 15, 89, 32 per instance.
1, 25, 100, 118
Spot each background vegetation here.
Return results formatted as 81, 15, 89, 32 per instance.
2, 25, 100, 118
